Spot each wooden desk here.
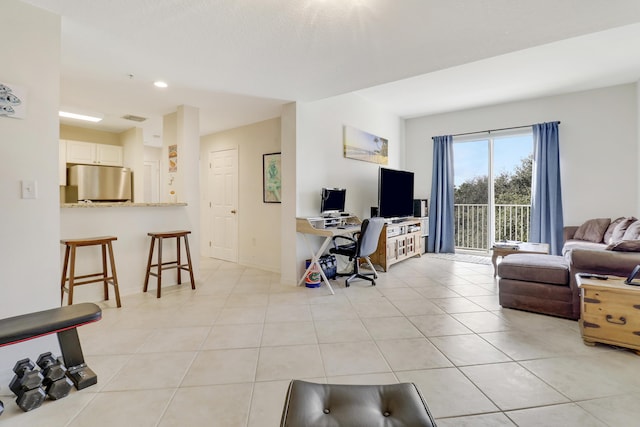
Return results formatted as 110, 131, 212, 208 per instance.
296, 215, 361, 294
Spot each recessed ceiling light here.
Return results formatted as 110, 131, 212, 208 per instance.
154, 81, 168, 88
59, 111, 103, 122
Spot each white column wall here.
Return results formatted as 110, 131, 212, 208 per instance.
293, 93, 402, 284
281, 104, 298, 284
120, 127, 145, 202
637, 81, 640, 215
162, 112, 178, 203
296, 93, 403, 218
0, 0, 61, 391
162, 106, 201, 276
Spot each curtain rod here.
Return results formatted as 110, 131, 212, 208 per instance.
450, 121, 561, 138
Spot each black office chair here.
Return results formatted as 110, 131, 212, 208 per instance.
329, 217, 385, 287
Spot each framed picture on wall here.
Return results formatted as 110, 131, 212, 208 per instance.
343, 125, 388, 165
263, 152, 281, 203
168, 144, 178, 172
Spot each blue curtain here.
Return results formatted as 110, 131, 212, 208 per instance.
428, 135, 455, 253
530, 121, 564, 255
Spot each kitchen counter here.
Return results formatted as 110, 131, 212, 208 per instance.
60, 200, 198, 302
61, 202, 187, 208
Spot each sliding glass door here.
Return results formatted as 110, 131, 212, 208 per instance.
453, 131, 533, 252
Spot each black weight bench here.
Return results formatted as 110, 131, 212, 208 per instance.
0, 303, 101, 390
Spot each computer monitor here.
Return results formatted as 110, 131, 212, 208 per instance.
320, 188, 346, 215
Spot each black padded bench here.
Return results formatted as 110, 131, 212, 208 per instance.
0, 303, 102, 390
280, 380, 437, 426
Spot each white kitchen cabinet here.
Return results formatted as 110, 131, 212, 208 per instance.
96, 144, 124, 166
66, 140, 95, 164
66, 140, 123, 166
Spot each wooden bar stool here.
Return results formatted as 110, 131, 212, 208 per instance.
60, 236, 122, 308
143, 230, 195, 298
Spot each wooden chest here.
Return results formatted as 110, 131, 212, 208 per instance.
577, 275, 640, 354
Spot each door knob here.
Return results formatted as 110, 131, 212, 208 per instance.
231, 210, 237, 214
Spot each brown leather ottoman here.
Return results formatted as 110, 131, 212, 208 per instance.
280, 380, 437, 427
498, 253, 577, 320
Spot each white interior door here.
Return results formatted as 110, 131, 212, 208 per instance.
208, 149, 238, 262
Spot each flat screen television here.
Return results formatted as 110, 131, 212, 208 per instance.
320, 188, 346, 215
378, 167, 414, 219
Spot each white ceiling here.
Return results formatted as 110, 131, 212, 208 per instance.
357, 22, 640, 118
20, 0, 640, 144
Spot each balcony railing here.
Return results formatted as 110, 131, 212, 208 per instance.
454, 204, 531, 251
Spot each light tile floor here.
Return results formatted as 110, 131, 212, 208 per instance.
2, 255, 640, 426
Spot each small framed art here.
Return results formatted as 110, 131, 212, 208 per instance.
263, 152, 281, 203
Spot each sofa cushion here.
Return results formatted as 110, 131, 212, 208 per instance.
604, 217, 624, 244
622, 221, 640, 241
606, 239, 640, 252
573, 218, 610, 243
498, 254, 569, 286
611, 217, 637, 242
562, 240, 607, 259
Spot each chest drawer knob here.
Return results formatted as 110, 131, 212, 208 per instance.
606, 315, 626, 325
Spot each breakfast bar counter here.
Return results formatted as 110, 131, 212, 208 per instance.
60, 201, 198, 303
61, 202, 188, 208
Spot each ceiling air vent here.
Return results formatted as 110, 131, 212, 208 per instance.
122, 114, 147, 122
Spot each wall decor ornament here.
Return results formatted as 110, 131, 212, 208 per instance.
0, 81, 27, 119
168, 144, 177, 172
343, 125, 388, 165
263, 152, 281, 203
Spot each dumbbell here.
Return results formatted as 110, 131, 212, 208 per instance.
8, 358, 45, 412
36, 352, 73, 400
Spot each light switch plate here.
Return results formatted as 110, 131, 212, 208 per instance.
21, 180, 37, 199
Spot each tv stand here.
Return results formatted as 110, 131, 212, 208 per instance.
369, 218, 421, 271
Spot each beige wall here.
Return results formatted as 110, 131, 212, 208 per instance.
60, 124, 121, 145
405, 83, 639, 225
200, 118, 282, 272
